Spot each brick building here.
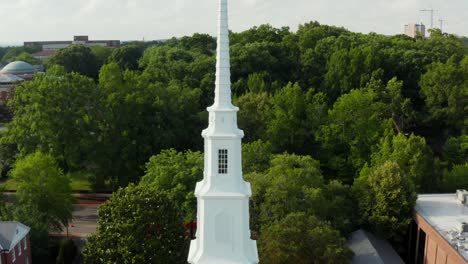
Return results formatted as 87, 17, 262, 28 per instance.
25, 35, 120, 52
0, 222, 31, 264
409, 191, 468, 264
0, 61, 38, 104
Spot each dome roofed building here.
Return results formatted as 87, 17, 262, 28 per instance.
0, 61, 36, 80
0, 61, 37, 104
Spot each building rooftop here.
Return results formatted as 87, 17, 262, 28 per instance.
0, 221, 30, 251
415, 193, 468, 261
347, 229, 405, 264
0, 74, 24, 83
0, 61, 35, 74
32, 50, 57, 57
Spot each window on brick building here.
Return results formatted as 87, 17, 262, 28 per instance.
416, 228, 427, 264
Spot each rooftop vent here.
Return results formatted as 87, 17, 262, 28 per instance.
456, 189, 468, 203
458, 222, 468, 233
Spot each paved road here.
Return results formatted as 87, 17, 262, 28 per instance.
53, 204, 100, 238
55, 194, 111, 238
2, 192, 109, 239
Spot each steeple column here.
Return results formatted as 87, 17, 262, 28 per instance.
188, 0, 259, 263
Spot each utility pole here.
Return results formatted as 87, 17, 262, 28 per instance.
439, 19, 444, 32
420, 9, 436, 29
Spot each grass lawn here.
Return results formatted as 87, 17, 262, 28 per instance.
1, 179, 17, 190
69, 172, 92, 191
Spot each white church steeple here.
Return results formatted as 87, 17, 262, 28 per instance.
187, 0, 259, 263
211, 0, 235, 110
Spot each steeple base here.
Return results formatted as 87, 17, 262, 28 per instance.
188, 236, 258, 264
187, 196, 258, 264
188, 244, 258, 264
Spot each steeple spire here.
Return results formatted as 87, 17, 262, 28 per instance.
212, 0, 234, 109
188, 0, 259, 263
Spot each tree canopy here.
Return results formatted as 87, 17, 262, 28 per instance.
10, 152, 74, 231
46, 45, 100, 79
82, 184, 188, 263
7, 66, 100, 173
354, 161, 416, 243
139, 149, 203, 221
108, 44, 144, 71
258, 212, 353, 264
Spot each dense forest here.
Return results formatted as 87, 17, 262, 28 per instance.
0, 22, 467, 263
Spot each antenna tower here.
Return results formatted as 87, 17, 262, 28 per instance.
420, 9, 437, 29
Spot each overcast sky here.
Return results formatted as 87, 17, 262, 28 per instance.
0, 0, 466, 45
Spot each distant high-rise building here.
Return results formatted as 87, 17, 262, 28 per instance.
404, 23, 426, 38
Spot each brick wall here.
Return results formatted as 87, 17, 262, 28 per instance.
415, 214, 467, 264
2, 233, 32, 264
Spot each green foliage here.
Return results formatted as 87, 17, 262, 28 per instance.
108, 44, 144, 70
47, 45, 99, 79
90, 45, 112, 69
268, 82, 326, 154
258, 212, 353, 264
9, 52, 41, 65
242, 140, 273, 174
139, 149, 203, 221
258, 154, 323, 223
82, 184, 188, 264
172, 33, 216, 55
235, 92, 272, 142
7, 66, 100, 172
0, 185, 7, 218
231, 24, 291, 45
1, 46, 40, 62
10, 152, 74, 231
355, 161, 416, 243
421, 30, 467, 63
297, 21, 348, 51
316, 88, 391, 178
56, 239, 77, 264
381, 78, 417, 133
371, 133, 438, 192
12, 205, 50, 262
307, 180, 359, 235
0, 131, 16, 178
139, 43, 215, 108
440, 163, 468, 192
140, 45, 211, 85
96, 63, 202, 188
247, 72, 269, 93
230, 41, 294, 94
245, 153, 357, 234
420, 56, 468, 136
0, 47, 7, 61
69, 171, 92, 191
443, 135, 468, 166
